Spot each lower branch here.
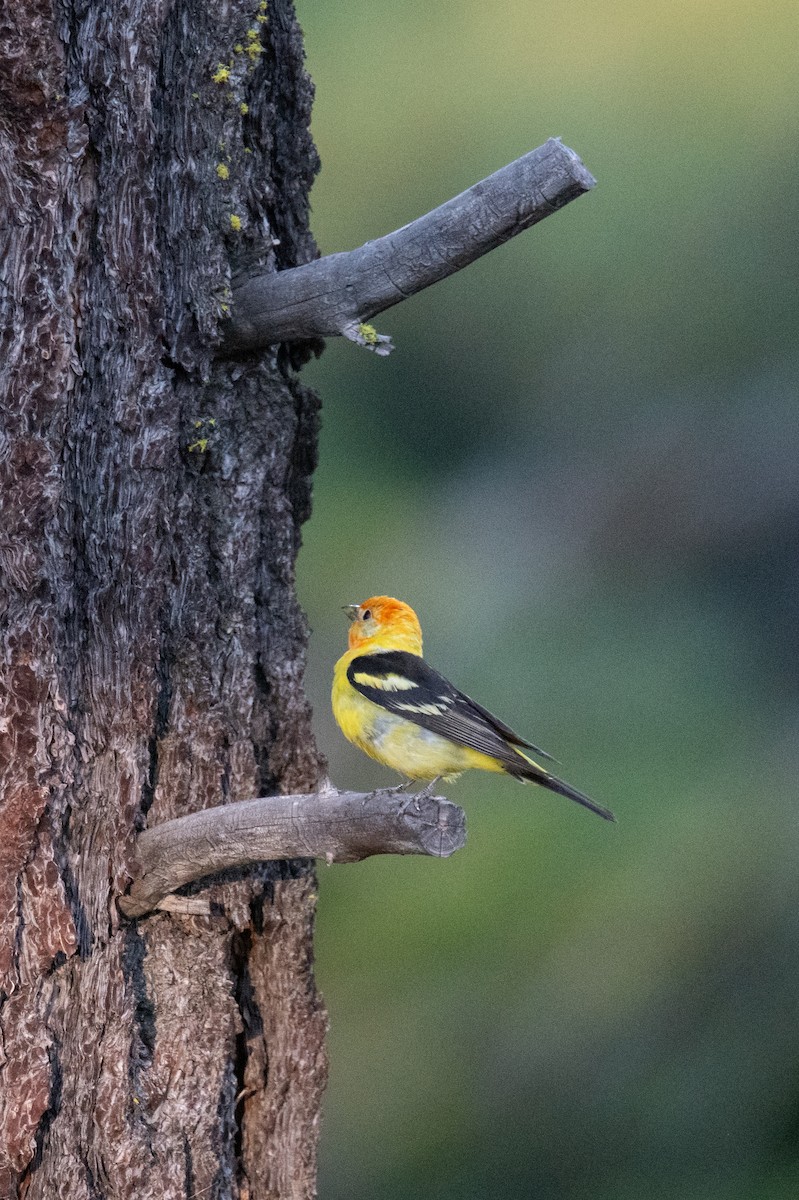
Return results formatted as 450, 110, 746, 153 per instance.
119, 787, 466, 917
225, 137, 595, 355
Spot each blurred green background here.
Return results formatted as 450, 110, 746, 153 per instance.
292, 2, 799, 1197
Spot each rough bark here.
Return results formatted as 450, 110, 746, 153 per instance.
0, 1, 327, 1197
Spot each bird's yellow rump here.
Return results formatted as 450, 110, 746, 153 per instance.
331, 595, 614, 821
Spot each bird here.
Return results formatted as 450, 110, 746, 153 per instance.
331, 595, 614, 821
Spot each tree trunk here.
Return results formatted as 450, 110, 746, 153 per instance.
0, 1, 328, 1196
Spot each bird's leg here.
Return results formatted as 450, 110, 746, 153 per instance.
397, 777, 442, 816
417, 776, 442, 799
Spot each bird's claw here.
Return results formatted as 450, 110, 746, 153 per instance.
396, 777, 441, 816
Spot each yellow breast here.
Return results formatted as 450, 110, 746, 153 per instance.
332, 650, 504, 781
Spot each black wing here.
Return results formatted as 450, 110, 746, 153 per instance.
346, 650, 554, 767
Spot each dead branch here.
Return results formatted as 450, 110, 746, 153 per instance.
224, 137, 595, 355
119, 787, 466, 917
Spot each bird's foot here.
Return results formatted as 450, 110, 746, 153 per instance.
397, 777, 441, 816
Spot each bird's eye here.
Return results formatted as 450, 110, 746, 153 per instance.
361, 609, 372, 621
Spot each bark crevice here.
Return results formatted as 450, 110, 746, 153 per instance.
20, 1039, 63, 1191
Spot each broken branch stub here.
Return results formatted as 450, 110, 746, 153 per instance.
225, 137, 596, 354
119, 788, 466, 917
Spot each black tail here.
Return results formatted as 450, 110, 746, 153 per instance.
514, 759, 615, 822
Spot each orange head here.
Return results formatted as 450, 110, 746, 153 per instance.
344, 596, 423, 655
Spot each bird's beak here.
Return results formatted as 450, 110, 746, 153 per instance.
343, 604, 359, 623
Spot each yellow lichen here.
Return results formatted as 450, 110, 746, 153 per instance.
189, 415, 218, 448
212, 64, 231, 84
234, 42, 244, 53
239, 102, 249, 115
357, 323, 380, 345
216, 163, 230, 180
230, 214, 242, 231
246, 28, 260, 40
256, 13, 267, 22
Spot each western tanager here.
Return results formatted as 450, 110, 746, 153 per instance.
332, 595, 614, 821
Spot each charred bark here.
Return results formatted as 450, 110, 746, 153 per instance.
0, 1, 327, 1197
